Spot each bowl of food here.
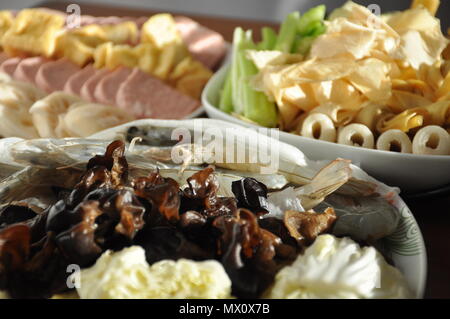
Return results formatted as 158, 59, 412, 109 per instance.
0, 7, 228, 139
0, 118, 426, 299
202, 0, 450, 192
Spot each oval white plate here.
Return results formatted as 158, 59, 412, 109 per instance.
0, 117, 426, 298
202, 65, 450, 193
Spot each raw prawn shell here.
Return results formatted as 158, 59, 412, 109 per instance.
295, 159, 352, 210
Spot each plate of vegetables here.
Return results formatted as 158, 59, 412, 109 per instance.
203, 0, 450, 192
0, 118, 426, 299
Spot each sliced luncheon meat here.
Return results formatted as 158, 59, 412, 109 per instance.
0, 57, 22, 76
78, 15, 97, 27
79, 15, 136, 27
116, 68, 200, 119
13, 56, 49, 84
64, 64, 96, 96
0, 52, 9, 66
95, 16, 125, 25
79, 68, 110, 102
35, 58, 80, 93
94, 67, 132, 105
175, 16, 226, 70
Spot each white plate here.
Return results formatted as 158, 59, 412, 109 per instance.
202, 65, 450, 193
0, 117, 427, 298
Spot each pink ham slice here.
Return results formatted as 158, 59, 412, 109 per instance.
64, 64, 96, 96
78, 15, 97, 26
94, 67, 132, 105
175, 16, 226, 70
13, 56, 49, 84
0, 52, 10, 66
95, 16, 125, 25
0, 57, 22, 76
116, 68, 200, 119
79, 68, 110, 102
80, 16, 146, 27
35, 58, 80, 93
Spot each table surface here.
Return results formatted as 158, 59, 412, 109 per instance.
38, 0, 450, 299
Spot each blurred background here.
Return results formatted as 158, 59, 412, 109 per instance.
0, 0, 449, 29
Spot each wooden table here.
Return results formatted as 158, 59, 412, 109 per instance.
38, 1, 450, 299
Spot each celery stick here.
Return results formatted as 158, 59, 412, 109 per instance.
237, 49, 277, 127
243, 85, 278, 128
274, 11, 301, 53
301, 20, 325, 36
297, 5, 326, 35
310, 22, 326, 36
258, 27, 277, 50
219, 69, 233, 113
231, 28, 246, 114
295, 36, 316, 55
228, 27, 278, 126
232, 29, 257, 115
293, 36, 303, 54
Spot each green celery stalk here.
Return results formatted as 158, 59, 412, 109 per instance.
230, 29, 278, 127
301, 20, 325, 36
219, 69, 233, 113
274, 11, 301, 53
294, 36, 316, 55
258, 27, 277, 50
294, 5, 327, 55
237, 48, 277, 127
230, 27, 246, 114
297, 5, 326, 35
310, 22, 326, 36
293, 36, 303, 54
243, 85, 278, 128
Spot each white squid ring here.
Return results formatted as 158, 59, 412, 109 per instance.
412, 125, 450, 155
300, 113, 336, 142
337, 124, 374, 149
376, 129, 412, 153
